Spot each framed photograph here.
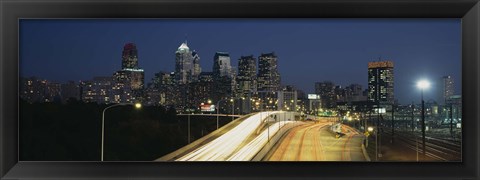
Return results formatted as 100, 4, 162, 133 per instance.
1, 0, 479, 179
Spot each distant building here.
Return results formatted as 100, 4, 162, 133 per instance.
212, 52, 236, 104
278, 85, 297, 111
198, 72, 214, 82
441, 75, 454, 105
192, 50, 202, 81
175, 42, 201, 84
213, 52, 234, 79
61, 81, 80, 103
315, 81, 336, 109
151, 71, 180, 106
367, 61, 394, 105
257, 52, 281, 92
112, 43, 145, 103
19, 77, 60, 103
122, 43, 139, 69
345, 84, 367, 102
237, 55, 257, 95
81, 76, 114, 104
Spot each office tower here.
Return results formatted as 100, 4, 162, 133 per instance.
175, 42, 202, 85
192, 50, 202, 80
237, 55, 257, 94
442, 75, 454, 104
212, 52, 236, 104
367, 61, 394, 105
175, 42, 193, 84
122, 43, 139, 69
345, 84, 367, 102
315, 81, 336, 109
236, 55, 257, 113
213, 52, 234, 79
113, 43, 145, 103
257, 52, 281, 92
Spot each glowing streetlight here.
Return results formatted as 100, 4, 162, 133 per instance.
417, 79, 430, 158
101, 102, 141, 161
368, 126, 374, 132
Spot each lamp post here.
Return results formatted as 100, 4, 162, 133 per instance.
230, 98, 234, 121
417, 80, 430, 158
101, 102, 141, 161
367, 126, 374, 148
391, 103, 395, 144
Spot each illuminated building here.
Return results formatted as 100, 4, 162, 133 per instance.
315, 81, 336, 109
19, 77, 64, 103
345, 84, 367, 103
367, 61, 394, 105
175, 42, 201, 84
442, 75, 454, 105
81, 76, 114, 104
113, 43, 145, 103
257, 52, 281, 92
151, 71, 180, 106
213, 52, 234, 79
237, 55, 257, 94
278, 85, 297, 111
122, 43, 139, 69
237, 55, 257, 113
213, 52, 236, 104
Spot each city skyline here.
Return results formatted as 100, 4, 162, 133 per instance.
20, 19, 461, 104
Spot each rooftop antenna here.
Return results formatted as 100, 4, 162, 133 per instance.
184, 33, 188, 45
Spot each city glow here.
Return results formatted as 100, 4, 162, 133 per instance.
417, 80, 430, 90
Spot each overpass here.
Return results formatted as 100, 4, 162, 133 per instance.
177, 114, 243, 118
157, 111, 369, 161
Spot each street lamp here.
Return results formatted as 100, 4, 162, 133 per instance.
101, 102, 141, 161
417, 79, 430, 158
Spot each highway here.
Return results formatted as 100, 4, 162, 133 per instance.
267, 121, 367, 161
176, 111, 283, 161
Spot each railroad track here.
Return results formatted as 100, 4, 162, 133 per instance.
382, 129, 461, 161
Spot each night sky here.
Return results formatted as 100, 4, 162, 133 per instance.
20, 19, 461, 104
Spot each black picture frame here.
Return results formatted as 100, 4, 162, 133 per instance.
1, 0, 479, 179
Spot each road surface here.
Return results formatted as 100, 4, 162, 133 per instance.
267, 122, 366, 161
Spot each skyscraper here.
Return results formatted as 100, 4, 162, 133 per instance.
367, 61, 394, 105
213, 52, 233, 79
237, 55, 257, 94
212, 52, 236, 104
175, 42, 193, 84
174, 42, 201, 85
315, 81, 336, 109
257, 52, 281, 92
121, 43, 139, 69
442, 75, 454, 104
113, 43, 145, 103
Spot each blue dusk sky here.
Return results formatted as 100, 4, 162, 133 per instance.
19, 19, 461, 104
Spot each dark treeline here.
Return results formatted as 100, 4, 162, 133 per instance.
19, 99, 230, 161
